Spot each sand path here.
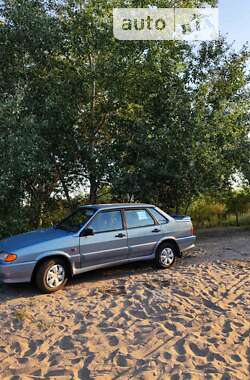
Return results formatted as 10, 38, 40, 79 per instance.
0, 227, 249, 379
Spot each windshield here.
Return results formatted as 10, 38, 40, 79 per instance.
55, 208, 96, 232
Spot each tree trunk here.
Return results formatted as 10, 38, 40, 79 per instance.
235, 212, 239, 226
89, 179, 98, 204
59, 175, 73, 210
54, 159, 73, 210
30, 193, 43, 228
184, 199, 192, 215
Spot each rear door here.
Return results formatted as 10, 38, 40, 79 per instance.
80, 209, 128, 268
124, 208, 162, 259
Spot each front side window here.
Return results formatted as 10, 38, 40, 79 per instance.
56, 208, 96, 232
88, 210, 123, 233
125, 209, 155, 229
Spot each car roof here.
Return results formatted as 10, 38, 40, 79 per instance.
80, 203, 155, 210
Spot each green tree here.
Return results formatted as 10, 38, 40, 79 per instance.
0, 0, 249, 237
224, 189, 250, 226
110, 39, 250, 211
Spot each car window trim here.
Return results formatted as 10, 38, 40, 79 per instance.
78, 208, 99, 236
124, 208, 157, 230
84, 209, 125, 235
147, 207, 169, 224
146, 208, 161, 225
57, 207, 97, 233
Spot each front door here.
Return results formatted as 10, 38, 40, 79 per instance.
124, 209, 162, 258
80, 210, 128, 268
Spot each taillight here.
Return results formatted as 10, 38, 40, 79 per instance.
192, 226, 196, 236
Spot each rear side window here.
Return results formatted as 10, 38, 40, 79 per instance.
125, 209, 155, 229
149, 208, 168, 224
88, 210, 123, 233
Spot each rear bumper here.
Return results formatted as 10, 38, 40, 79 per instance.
176, 235, 196, 252
181, 243, 195, 252
0, 261, 36, 284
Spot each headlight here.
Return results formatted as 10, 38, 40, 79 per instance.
0, 253, 17, 263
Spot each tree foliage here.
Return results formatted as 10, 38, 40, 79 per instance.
0, 0, 249, 236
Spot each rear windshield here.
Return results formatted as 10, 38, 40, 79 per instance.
56, 208, 96, 232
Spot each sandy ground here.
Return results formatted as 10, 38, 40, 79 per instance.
0, 227, 249, 380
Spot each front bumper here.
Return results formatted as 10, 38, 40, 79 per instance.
0, 261, 36, 284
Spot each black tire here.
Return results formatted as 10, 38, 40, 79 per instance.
155, 241, 177, 269
35, 258, 68, 293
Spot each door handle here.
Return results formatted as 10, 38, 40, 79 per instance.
152, 228, 161, 233
115, 233, 126, 238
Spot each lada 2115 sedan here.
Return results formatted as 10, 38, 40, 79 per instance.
0, 204, 196, 293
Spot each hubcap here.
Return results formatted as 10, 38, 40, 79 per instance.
46, 264, 65, 288
160, 248, 174, 267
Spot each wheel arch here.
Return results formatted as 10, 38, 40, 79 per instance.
31, 253, 73, 283
155, 238, 181, 257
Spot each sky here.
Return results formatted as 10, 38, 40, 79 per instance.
219, 0, 250, 50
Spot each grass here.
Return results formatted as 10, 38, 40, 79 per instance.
222, 213, 250, 227
13, 307, 53, 331
14, 308, 31, 322
193, 212, 250, 229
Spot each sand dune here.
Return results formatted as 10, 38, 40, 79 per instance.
0, 227, 249, 379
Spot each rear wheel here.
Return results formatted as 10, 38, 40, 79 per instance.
155, 242, 177, 269
35, 258, 68, 293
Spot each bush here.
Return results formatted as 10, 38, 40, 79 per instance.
189, 196, 226, 228
224, 189, 250, 226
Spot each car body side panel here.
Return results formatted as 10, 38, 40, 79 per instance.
0, 231, 81, 268
0, 233, 81, 284
155, 214, 196, 252
80, 230, 128, 267
73, 253, 155, 275
176, 236, 196, 251
127, 225, 164, 258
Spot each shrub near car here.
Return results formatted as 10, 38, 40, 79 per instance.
0, 204, 196, 293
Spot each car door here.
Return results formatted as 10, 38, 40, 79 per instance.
79, 209, 128, 268
124, 208, 163, 258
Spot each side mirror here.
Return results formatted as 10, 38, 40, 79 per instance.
81, 227, 95, 237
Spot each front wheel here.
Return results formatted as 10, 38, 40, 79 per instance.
155, 242, 177, 269
35, 258, 69, 293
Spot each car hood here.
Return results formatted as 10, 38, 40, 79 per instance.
0, 228, 74, 253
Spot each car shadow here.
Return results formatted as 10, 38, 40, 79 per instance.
0, 260, 158, 302
69, 260, 157, 287
0, 248, 219, 302
0, 281, 38, 302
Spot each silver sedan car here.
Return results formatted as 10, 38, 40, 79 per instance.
0, 204, 196, 293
